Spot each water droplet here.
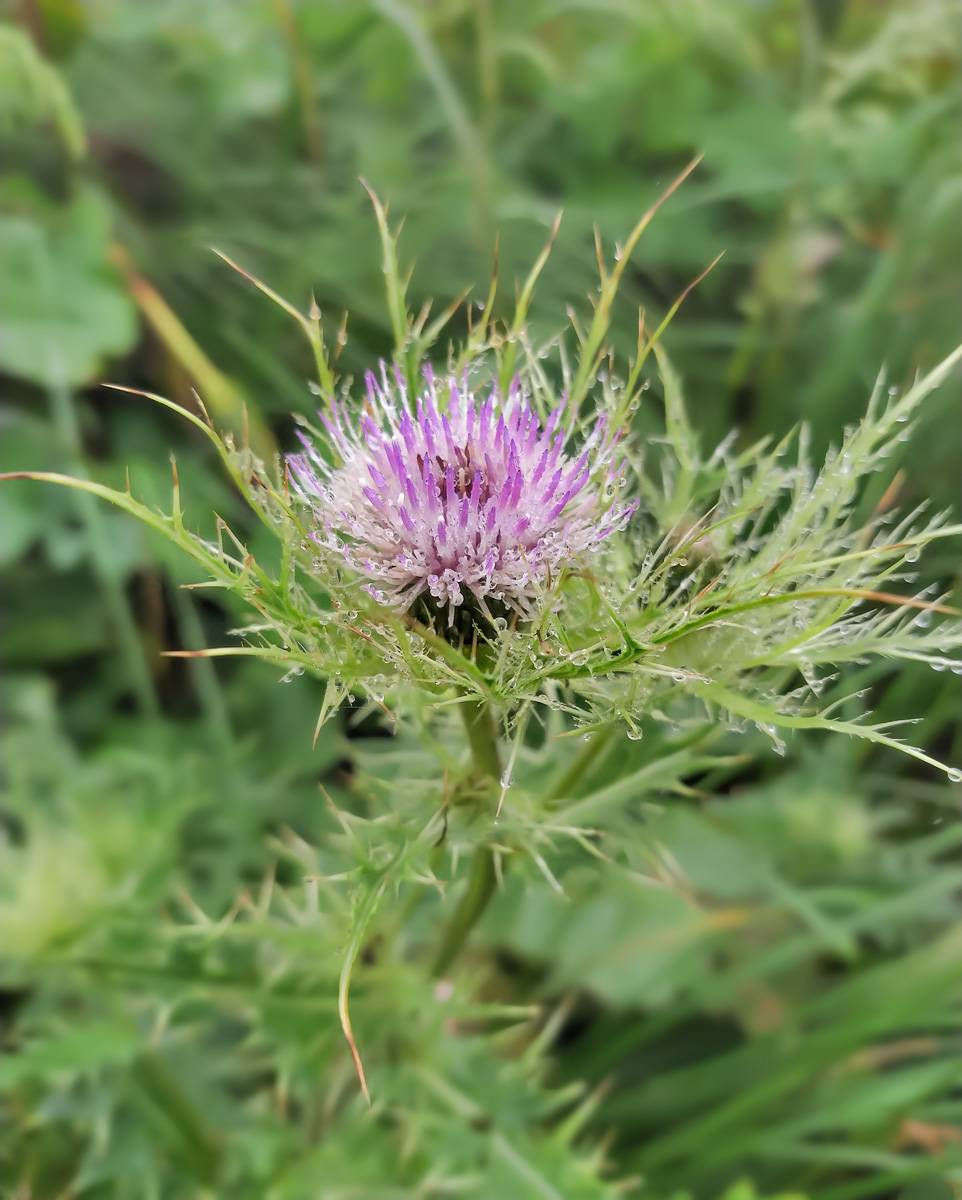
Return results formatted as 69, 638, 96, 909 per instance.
947, 768, 962, 783
904, 547, 920, 563
499, 770, 514, 788
626, 728, 643, 741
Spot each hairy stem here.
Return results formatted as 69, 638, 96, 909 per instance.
431, 700, 501, 977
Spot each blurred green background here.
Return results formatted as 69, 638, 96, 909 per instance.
0, 1, 960, 1197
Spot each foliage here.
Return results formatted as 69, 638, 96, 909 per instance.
9, 228, 958, 769
0, 3, 960, 1199
0, 182, 137, 385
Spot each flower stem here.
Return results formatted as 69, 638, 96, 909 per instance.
460, 697, 502, 780
431, 700, 501, 978
431, 841, 497, 979
544, 726, 614, 806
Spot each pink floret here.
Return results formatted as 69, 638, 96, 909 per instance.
288, 367, 635, 623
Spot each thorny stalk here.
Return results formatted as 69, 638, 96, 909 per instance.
431, 700, 501, 979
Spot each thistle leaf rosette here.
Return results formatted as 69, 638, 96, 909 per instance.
287, 365, 635, 630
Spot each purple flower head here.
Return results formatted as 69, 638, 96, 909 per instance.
288, 366, 636, 625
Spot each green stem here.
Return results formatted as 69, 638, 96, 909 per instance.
168, 580, 233, 754
544, 726, 615, 807
431, 842, 497, 979
131, 1050, 223, 1184
460, 698, 501, 779
48, 380, 160, 719
431, 700, 501, 978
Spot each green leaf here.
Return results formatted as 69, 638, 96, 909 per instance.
0, 1023, 139, 1087
0, 184, 137, 386
0, 24, 86, 157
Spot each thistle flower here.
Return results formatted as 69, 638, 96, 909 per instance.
288, 366, 635, 627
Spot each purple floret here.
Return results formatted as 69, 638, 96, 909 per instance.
288, 366, 636, 623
